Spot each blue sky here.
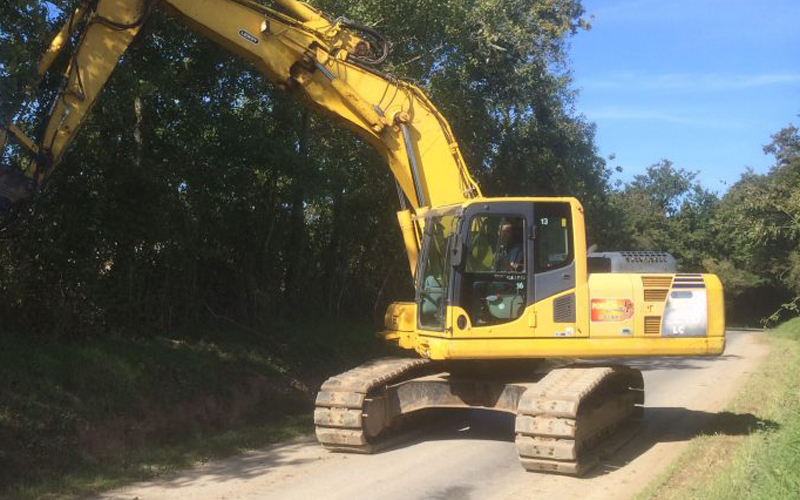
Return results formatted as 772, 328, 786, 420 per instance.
570, 0, 800, 192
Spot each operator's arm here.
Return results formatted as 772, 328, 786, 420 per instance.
2, 0, 481, 214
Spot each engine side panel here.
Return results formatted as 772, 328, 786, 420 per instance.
383, 273, 725, 360
587, 273, 725, 340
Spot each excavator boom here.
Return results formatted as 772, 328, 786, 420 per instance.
1, 0, 481, 275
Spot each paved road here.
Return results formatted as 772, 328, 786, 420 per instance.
98, 330, 767, 500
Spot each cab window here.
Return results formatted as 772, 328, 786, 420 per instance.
417, 214, 458, 330
459, 215, 527, 326
534, 203, 573, 272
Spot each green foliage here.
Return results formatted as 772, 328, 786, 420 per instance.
0, 318, 387, 497
0, 333, 282, 492
702, 257, 767, 303
0, 1, 60, 117
0, 1, 797, 329
607, 123, 800, 325
713, 124, 800, 323
610, 160, 719, 270
0, 0, 609, 339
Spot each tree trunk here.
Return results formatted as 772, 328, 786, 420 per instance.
322, 189, 344, 316
282, 110, 310, 316
133, 96, 143, 167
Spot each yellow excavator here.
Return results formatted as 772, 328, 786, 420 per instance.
1, 0, 725, 475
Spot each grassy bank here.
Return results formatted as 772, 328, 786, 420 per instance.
0, 320, 389, 500
636, 317, 800, 500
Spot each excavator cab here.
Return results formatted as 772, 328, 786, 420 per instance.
416, 198, 578, 335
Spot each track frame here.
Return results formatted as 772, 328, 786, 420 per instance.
314, 358, 644, 475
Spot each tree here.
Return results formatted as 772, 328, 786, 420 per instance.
712, 122, 800, 323
610, 160, 719, 270
1, 0, 609, 340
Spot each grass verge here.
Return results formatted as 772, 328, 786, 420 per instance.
7, 414, 312, 500
0, 320, 389, 500
635, 317, 800, 500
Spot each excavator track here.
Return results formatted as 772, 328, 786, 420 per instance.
515, 365, 644, 475
314, 357, 433, 453
315, 360, 644, 475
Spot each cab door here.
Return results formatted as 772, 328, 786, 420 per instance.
531, 201, 581, 338
450, 202, 535, 335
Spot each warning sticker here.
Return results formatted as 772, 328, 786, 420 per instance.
591, 298, 634, 322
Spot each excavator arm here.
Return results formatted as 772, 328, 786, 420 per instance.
1, 0, 482, 273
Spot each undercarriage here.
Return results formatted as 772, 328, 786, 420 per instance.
314, 357, 644, 475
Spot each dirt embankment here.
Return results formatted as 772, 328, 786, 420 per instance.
78, 375, 312, 457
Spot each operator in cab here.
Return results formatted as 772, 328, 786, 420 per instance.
494, 219, 524, 272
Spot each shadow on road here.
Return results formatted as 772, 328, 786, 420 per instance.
585, 406, 779, 477
381, 405, 778, 479
393, 409, 517, 444
581, 354, 743, 372
623, 354, 742, 371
